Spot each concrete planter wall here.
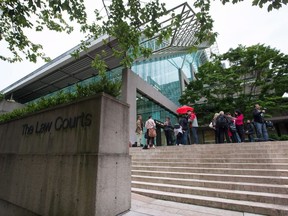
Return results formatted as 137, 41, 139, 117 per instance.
0, 100, 25, 115
0, 93, 131, 216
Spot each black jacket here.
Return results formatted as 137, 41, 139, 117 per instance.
246, 123, 255, 134
253, 109, 264, 123
179, 116, 188, 131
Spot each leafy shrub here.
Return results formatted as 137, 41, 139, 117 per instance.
268, 134, 288, 141
279, 135, 288, 141
0, 76, 121, 123
269, 134, 279, 140
76, 74, 121, 98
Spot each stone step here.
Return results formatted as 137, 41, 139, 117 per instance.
132, 158, 288, 163
130, 148, 288, 155
131, 188, 288, 216
131, 152, 288, 159
131, 142, 288, 215
132, 165, 288, 176
131, 175, 288, 194
130, 141, 288, 151
132, 181, 288, 205
132, 161, 288, 169
129, 142, 288, 153
131, 170, 288, 184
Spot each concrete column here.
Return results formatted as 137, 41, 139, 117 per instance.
121, 68, 137, 144
178, 68, 190, 95
190, 63, 196, 81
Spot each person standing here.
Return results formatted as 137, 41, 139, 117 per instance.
234, 109, 245, 142
145, 116, 156, 149
216, 111, 230, 144
245, 120, 255, 142
226, 112, 241, 143
210, 113, 219, 143
187, 110, 199, 144
179, 114, 189, 145
163, 117, 173, 145
135, 115, 143, 147
174, 123, 183, 146
253, 104, 269, 141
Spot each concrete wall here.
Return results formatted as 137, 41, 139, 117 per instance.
0, 100, 25, 115
0, 93, 131, 216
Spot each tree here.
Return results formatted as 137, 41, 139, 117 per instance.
0, 0, 88, 63
0, 0, 181, 68
1, 0, 287, 65
88, 0, 181, 70
179, 44, 288, 124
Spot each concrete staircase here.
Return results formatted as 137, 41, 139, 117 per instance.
129, 141, 288, 216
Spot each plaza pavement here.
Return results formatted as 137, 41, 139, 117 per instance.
120, 193, 264, 216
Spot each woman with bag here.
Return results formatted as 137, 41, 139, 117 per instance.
144, 116, 156, 149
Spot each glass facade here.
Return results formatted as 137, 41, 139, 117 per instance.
136, 92, 179, 146
136, 92, 178, 124
133, 50, 207, 145
132, 51, 206, 106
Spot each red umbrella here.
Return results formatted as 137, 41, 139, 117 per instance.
176, 105, 194, 114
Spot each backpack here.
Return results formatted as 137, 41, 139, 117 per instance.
216, 115, 228, 128
265, 120, 274, 128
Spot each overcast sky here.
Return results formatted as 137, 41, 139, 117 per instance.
1, 0, 287, 91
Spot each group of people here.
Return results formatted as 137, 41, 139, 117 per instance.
210, 104, 269, 143
134, 103, 270, 148
135, 109, 200, 149
173, 109, 199, 146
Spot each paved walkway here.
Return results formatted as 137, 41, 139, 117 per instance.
120, 193, 264, 216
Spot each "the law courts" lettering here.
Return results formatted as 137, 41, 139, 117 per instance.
22, 112, 92, 135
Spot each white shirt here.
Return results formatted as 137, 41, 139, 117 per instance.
145, 118, 156, 129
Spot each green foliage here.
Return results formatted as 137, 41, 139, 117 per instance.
269, 134, 288, 141
0, 0, 179, 70
180, 44, 288, 124
87, 0, 180, 70
279, 135, 288, 140
0, 108, 27, 123
0, 0, 88, 63
0, 76, 121, 123
1, 0, 286, 64
76, 73, 121, 98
